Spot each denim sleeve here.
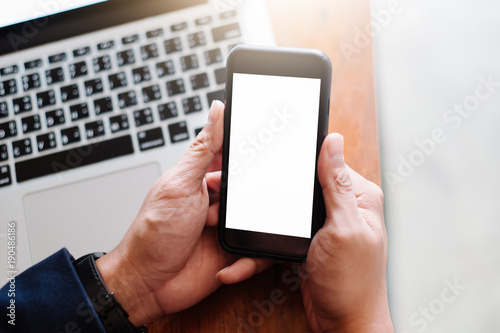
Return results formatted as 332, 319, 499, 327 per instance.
0, 248, 106, 333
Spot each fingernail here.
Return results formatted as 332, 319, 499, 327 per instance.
217, 266, 230, 275
328, 133, 345, 160
207, 100, 222, 124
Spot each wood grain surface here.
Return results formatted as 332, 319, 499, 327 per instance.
264, 0, 380, 185
149, 0, 378, 331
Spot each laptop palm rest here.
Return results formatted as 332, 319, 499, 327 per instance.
24, 163, 161, 265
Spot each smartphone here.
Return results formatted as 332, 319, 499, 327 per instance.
218, 45, 332, 262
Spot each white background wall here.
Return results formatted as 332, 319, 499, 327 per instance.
371, 0, 500, 332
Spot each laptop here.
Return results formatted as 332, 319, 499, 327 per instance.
0, 0, 275, 275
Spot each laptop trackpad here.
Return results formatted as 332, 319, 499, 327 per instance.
24, 163, 161, 264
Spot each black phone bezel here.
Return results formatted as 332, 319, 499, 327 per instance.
218, 45, 332, 262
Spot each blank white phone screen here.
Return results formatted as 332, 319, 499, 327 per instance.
226, 73, 321, 238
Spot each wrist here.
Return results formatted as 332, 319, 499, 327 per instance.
96, 249, 162, 326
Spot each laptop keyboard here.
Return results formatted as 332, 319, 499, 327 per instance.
0, 8, 242, 187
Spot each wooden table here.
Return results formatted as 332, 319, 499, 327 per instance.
150, 0, 379, 331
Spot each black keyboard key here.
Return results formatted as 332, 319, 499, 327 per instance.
61, 126, 81, 145
142, 85, 161, 103
85, 120, 105, 139
180, 54, 199, 71
214, 67, 227, 84
60, 84, 80, 102
22, 73, 42, 91
155, 61, 175, 78
220, 10, 237, 19
24, 59, 43, 70
21, 115, 42, 133
12, 138, 32, 158
109, 114, 129, 133
117, 91, 137, 109
132, 66, 151, 84
94, 97, 113, 115
108, 72, 128, 90
140, 43, 159, 61
13, 96, 33, 114
15, 135, 134, 182
0, 121, 17, 140
0, 144, 7, 161
166, 79, 185, 96
212, 23, 241, 42
205, 48, 223, 66
84, 78, 104, 96
117, 49, 135, 66
69, 61, 88, 78
158, 102, 178, 120
207, 89, 225, 105
182, 96, 202, 114
36, 132, 57, 152
0, 65, 18, 76
93, 55, 112, 73
46, 67, 65, 85
146, 28, 163, 39
188, 32, 206, 48
194, 127, 203, 136
164, 37, 182, 54
190, 73, 209, 90
73, 46, 91, 57
0, 165, 12, 187
48, 53, 67, 64
0, 79, 17, 97
70, 103, 90, 121
168, 121, 189, 143
134, 108, 154, 127
97, 40, 115, 51
195, 16, 212, 26
0, 102, 7, 118
137, 127, 164, 151
36, 90, 56, 109
122, 34, 139, 45
45, 109, 65, 127
171, 22, 187, 32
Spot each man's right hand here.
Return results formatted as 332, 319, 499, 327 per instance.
301, 133, 394, 333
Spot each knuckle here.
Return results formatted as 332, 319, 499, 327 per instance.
373, 184, 384, 204
354, 177, 385, 212
366, 181, 384, 208
332, 166, 353, 192
190, 130, 212, 153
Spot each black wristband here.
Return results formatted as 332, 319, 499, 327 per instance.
73, 253, 148, 333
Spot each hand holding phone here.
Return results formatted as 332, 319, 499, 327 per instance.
218, 45, 332, 261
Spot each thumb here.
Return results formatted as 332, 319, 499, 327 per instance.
174, 100, 225, 187
317, 133, 361, 227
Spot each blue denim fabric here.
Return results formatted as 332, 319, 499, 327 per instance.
0, 248, 106, 333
